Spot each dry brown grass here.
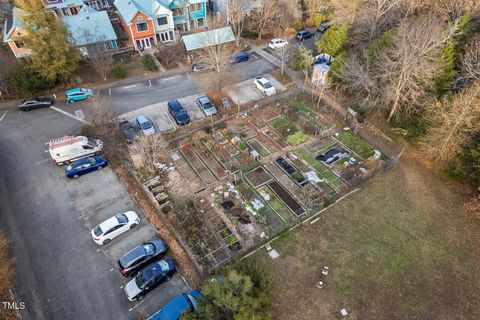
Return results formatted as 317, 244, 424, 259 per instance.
0, 231, 16, 320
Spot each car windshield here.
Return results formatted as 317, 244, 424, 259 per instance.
80, 88, 88, 93
116, 213, 128, 224
93, 226, 103, 236
263, 82, 273, 88
87, 138, 97, 146
143, 243, 155, 255
139, 120, 152, 130
135, 273, 148, 289
202, 102, 213, 109
87, 158, 96, 164
158, 260, 170, 271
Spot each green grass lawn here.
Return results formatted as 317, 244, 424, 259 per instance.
296, 148, 344, 189
251, 151, 480, 320
337, 130, 376, 159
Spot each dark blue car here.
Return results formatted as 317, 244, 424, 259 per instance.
65, 156, 107, 179
167, 100, 190, 126
229, 51, 249, 64
147, 289, 203, 320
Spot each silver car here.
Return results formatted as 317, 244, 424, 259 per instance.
136, 115, 156, 136
196, 96, 218, 116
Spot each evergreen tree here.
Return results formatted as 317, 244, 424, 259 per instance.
16, 0, 80, 83
315, 24, 349, 56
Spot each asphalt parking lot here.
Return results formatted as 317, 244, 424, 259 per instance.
226, 74, 287, 105
64, 167, 190, 317
119, 94, 206, 133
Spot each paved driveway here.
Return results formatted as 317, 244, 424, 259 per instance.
119, 94, 206, 133
226, 74, 287, 105
0, 108, 189, 320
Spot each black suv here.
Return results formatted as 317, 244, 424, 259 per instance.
118, 239, 168, 277
296, 30, 314, 41
167, 100, 190, 126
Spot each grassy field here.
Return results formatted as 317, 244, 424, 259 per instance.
254, 149, 480, 320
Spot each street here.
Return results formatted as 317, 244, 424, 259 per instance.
0, 54, 278, 320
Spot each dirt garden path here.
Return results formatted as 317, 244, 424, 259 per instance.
259, 147, 480, 320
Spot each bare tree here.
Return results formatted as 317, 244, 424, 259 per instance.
156, 43, 185, 68
421, 83, 480, 165
303, 0, 323, 24
367, 0, 404, 40
88, 53, 114, 81
197, 16, 233, 91
83, 95, 124, 160
228, 0, 249, 47
459, 34, 480, 84
131, 135, 169, 170
251, 0, 279, 40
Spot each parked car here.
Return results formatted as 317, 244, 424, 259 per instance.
147, 289, 203, 320
317, 21, 331, 33
196, 96, 217, 116
295, 30, 314, 41
118, 239, 168, 277
254, 77, 277, 96
124, 259, 176, 301
268, 38, 288, 50
136, 115, 156, 135
229, 51, 249, 64
315, 146, 349, 165
48, 135, 103, 165
65, 156, 107, 179
65, 88, 94, 103
120, 120, 139, 144
167, 100, 190, 126
91, 211, 140, 245
18, 97, 54, 111
191, 63, 214, 73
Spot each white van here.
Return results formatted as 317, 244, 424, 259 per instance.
47, 136, 103, 165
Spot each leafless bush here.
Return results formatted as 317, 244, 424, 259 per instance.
459, 34, 480, 85
156, 43, 185, 68
131, 134, 169, 170
88, 53, 114, 81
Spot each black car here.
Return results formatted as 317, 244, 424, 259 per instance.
317, 21, 331, 33
315, 146, 349, 165
296, 30, 314, 41
18, 97, 54, 111
168, 100, 190, 126
118, 239, 168, 277
119, 120, 139, 144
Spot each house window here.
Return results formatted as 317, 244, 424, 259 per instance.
197, 17, 204, 27
157, 16, 168, 26
172, 7, 184, 16
189, 3, 202, 12
137, 22, 148, 32
14, 40, 25, 48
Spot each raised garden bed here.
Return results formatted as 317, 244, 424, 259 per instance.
224, 144, 240, 157
256, 133, 282, 152
202, 139, 240, 174
295, 148, 345, 190
268, 181, 305, 216
244, 166, 273, 188
247, 138, 271, 157
192, 142, 228, 180
259, 186, 294, 223
306, 138, 338, 154
179, 144, 217, 185
336, 130, 377, 159
263, 128, 289, 148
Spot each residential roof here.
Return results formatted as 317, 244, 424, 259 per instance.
62, 7, 117, 46
3, 7, 25, 42
44, 0, 84, 10
114, 0, 167, 23
181, 26, 235, 51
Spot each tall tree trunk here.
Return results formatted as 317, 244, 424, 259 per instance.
387, 85, 402, 122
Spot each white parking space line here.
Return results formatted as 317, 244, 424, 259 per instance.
33, 159, 50, 166
164, 109, 176, 128
123, 85, 137, 89
49, 106, 90, 124
0, 111, 7, 122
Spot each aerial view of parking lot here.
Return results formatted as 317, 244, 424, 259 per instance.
0, 1, 479, 320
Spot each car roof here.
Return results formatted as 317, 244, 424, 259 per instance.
142, 261, 168, 280
136, 115, 150, 123
198, 96, 210, 103
120, 245, 146, 267
98, 215, 120, 232
66, 88, 83, 94
168, 100, 183, 110
271, 38, 283, 42
255, 77, 270, 84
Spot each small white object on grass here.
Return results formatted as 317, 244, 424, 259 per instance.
322, 266, 329, 275
340, 308, 348, 316
267, 249, 279, 259
265, 243, 272, 251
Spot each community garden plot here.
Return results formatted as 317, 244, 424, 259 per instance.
179, 144, 217, 185
170, 151, 205, 192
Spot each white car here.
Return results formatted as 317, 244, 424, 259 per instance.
268, 38, 288, 50
91, 211, 140, 245
254, 77, 277, 96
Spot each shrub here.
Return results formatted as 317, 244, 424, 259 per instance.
241, 30, 258, 39
9, 61, 55, 96
112, 65, 127, 78
142, 54, 157, 71
286, 131, 309, 145
293, 21, 303, 31
315, 24, 349, 56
